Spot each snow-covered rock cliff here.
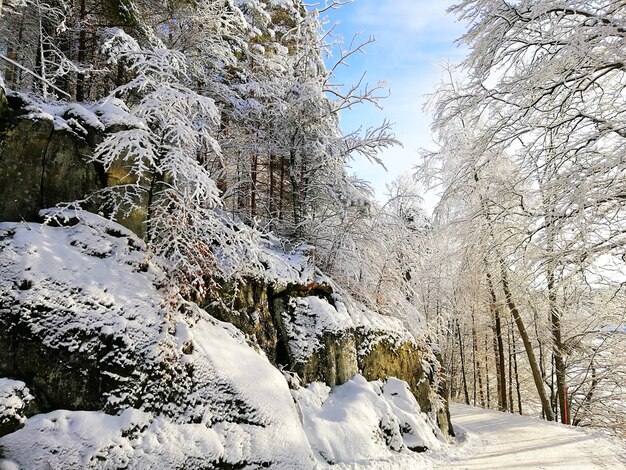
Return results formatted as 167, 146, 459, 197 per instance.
0, 214, 448, 468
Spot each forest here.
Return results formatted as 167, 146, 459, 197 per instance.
421, 0, 626, 434
0, 0, 624, 463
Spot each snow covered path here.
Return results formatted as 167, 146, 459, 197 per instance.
439, 403, 626, 470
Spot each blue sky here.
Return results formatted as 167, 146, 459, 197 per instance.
319, 0, 467, 205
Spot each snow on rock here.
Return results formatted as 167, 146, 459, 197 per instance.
281, 290, 415, 367
207, 226, 446, 429
0, 408, 226, 468
6, 90, 144, 136
0, 213, 452, 468
1, 381, 314, 469
293, 375, 445, 467
0, 213, 315, 468
0, 379, 35, 436
256, 236, 317, 287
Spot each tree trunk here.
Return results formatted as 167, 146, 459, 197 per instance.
269, 153, 275, 223
472, 314, 477, 405
507, 321, 514, 413
484, 335, 491, 408
547, 267, 569, 424
289, 149, 301, 234
471, 309, 486, 406
499, 257, 554, 421
456, 320, 470, 405
533, 307, 547, 418
250, 153, 258, 219
487, 270, 507, 411
448, 326, 457, 399
76, 0, 87, 101
278, 156, 285, 223
511, 323, 523, 415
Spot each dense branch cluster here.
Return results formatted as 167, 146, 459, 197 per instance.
0, 0, 432, 331
418, 0, 626, 435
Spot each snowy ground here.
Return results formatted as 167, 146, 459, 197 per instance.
437, 403, 626, 469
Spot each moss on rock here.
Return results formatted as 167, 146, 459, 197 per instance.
358, 339, 432, 413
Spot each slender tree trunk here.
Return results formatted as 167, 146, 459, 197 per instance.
448, 327, 457, 399
472, 309, 485, 406
573, 360, 597, 426
499, 257, 554, 421
250, 153, 258, 219
289, 149, 300, 234
456, 320, 470, 405
512, 324, 523, 415
551, 354, 558, 419
484, 335, 491, 408
76, 0, 87, 101
36, 15, 48, 98
472, 314, 477, 405
487, 270, 507, 411
547, 267, 569, 424
534, 307, 547, 419
269, 153, 275, 223
278, 156, 285, 223
541, 136, 569, 425
507, 322, 514, 413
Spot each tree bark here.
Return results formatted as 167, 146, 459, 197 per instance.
511, 323, 523, 415
456, 320, 470, 405
499, 257, 555, 421
484, 335, 491, 408
487, 269, 508, 411
76, 0, 87, 101
471, 309, 486, 406
507, 322, 514, 413
547, 266, 569, 424
269, 153, 275, 223
250, 153, 258, 219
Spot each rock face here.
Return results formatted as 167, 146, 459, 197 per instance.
0, 215, 450, 467
0, 215, 317, 467
0, 88, 147, 234
0, 89, 104, 222
207, 270, 450, 435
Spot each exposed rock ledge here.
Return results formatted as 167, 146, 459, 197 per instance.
0, 214, 449, 468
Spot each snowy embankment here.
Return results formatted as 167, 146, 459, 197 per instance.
438, 403, 626, 469
0, 214, 447, 469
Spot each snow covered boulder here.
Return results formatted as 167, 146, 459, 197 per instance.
0, 214, 316, 468
0, 92, 104, 223
205, 242, 452, 437
293, 375, 446, 466
0, 379, 36, 437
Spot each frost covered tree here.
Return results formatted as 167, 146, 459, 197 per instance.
422, 1, 626, 429
0, 0, 402, 310
0, 0, 157, 99
86, 46, 227, 300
